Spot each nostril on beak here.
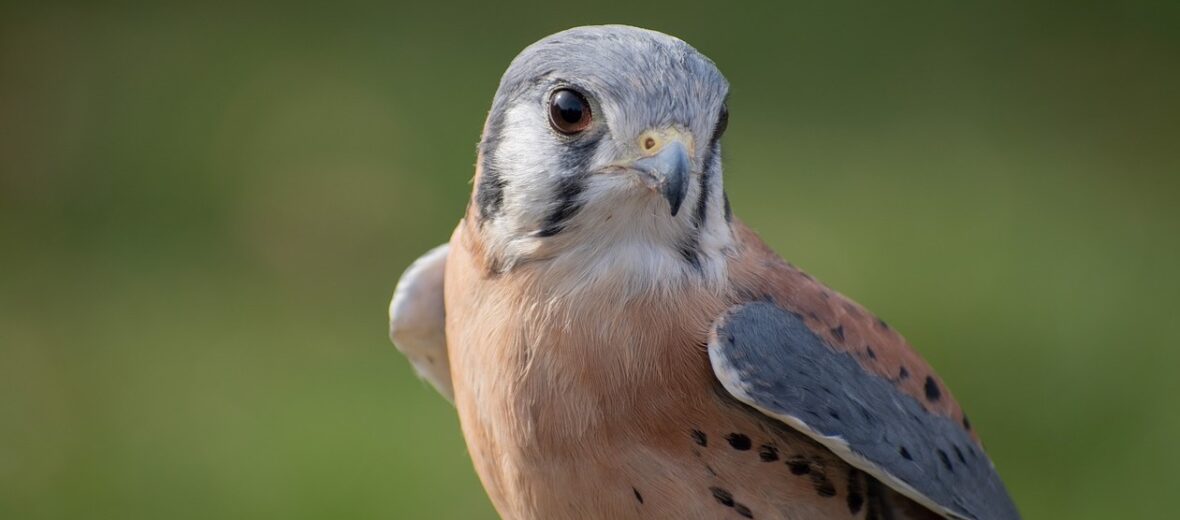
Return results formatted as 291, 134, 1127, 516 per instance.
629, 139, 692, 217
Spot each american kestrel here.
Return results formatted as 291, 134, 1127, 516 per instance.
389, 25, 1019, 520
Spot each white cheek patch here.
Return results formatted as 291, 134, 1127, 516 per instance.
495, 104, 555, 225
484, 103, 558, 265
697, 152, 732, 255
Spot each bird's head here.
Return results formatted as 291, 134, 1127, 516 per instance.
470, 25, 734, 284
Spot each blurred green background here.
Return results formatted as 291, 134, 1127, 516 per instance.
2, 1, 1177, 518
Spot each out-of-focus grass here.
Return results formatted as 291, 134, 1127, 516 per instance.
1, 1, 1177, 518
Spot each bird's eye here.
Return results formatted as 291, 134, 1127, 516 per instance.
548, 89, 592, 135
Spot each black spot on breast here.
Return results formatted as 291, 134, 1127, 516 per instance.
865, 478, 886, 520
963, 414, 972, 430
691, 429, 708, 447
938, 449, 954, 472
710, 486, 735, 507
899, 446, 912, 460
734, 503, 754, 518
786, 457, 811, 475
633, 487, 644, 504
876, 317, 890, 330
830, 325, 844, 342
924, 376, 941, 401
725, 433, 752, 451
898, 366, 910, 380
846, 469, 865, 514
758, 444, 779, 462
810, 471, 837, 497
857, 404, 875, 423
866, 346, 876, 359
954, 445, 967, 464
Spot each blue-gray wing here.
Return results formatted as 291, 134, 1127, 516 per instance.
708, 302, 1020, 520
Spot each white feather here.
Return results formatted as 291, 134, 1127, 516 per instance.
389, 243, 453, 401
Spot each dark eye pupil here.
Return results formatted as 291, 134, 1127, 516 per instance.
556, 94, 583, 122
549, 89, 591, 134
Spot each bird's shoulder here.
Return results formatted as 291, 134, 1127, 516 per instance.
725, 220, 971, 431
712, 220, 1020, 519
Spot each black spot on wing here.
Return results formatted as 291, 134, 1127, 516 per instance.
938, 449, 954, 472
691, 429, 708, 447
924, 376, 942, 402
633, 487, 644, 504
830, 325, 844, 342
710, 302, 1020, 520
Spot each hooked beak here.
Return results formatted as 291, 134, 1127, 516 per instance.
629, 132, 693, 216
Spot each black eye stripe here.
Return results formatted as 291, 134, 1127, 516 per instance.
712, 104, 729, 144
682, 103, 730, 270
